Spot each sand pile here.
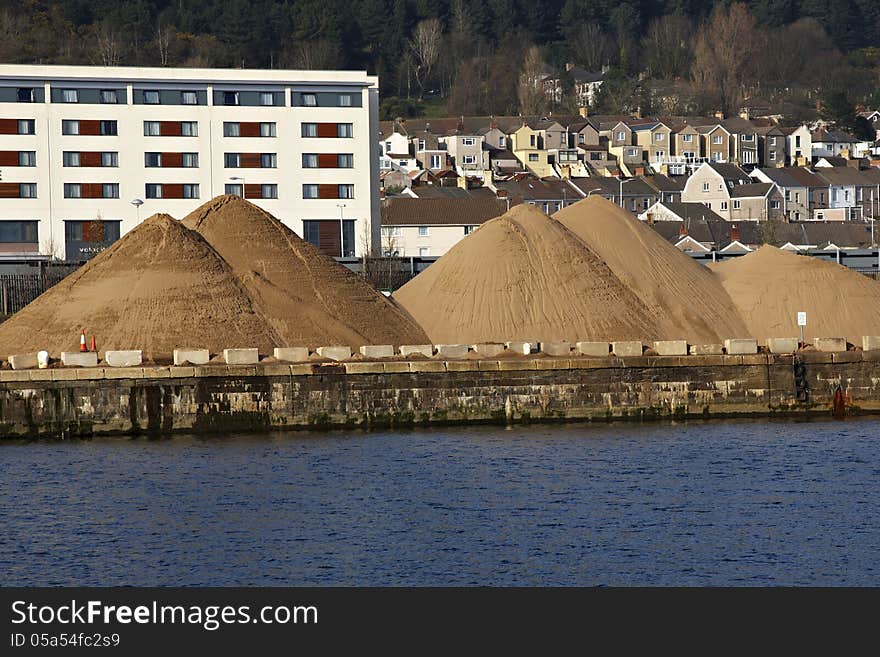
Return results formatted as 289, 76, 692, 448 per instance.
709, 245, 880, 344
554, 196, 749, 344
393, 203, 661, 343
181, 195, 428, 347
0, 214, 280, 358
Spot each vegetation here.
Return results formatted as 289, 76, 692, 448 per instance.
1, 0, 878, 120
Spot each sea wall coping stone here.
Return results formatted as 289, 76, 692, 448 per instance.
576, 341, 610, 357
612, 341, 643, 357
399, 345, 434, 357
472, 343, 505, 357
223, 348, 259, 365
814, 337, 847, 353
766, 338, 799, 354
104, 350, 143, 367
316, 346, 352, 361
9, 353, 37, 370
173, 348, 210, 366
862, 336, 880, 352
540, 342, 571, 356
690, 344, 724, 355
724, 339, 758, 355
653, 340, 688, 356
505, 341, 533, 355
359, 345, 395, 359
435, 344, 469, 358
274, 347, 310, 362
61, 351, 99, 367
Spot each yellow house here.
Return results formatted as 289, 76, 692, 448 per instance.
510, 124, 555, 177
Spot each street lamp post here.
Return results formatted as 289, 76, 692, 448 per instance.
130, 198, 143, 222
619, 177, 637, 210
336, 203, 347, 257
586, 187, 603, 198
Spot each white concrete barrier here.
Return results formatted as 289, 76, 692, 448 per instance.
576, 341, 610, 357
612, 341, 643, 357
105, 350, 143, 367
399, 345, 433, 357
689, 344, 724, 355
814, 337, 846, 352
174, 348, 210, 366
540, 342, 571, 356
505, 341, 533, 355
766, 338, 799, 354
9, 353, 38, 370
653, 340, 688, 356
472, 343, 505, 357
862, 336, 880, 352
223, 348, 259, 365
316, 346, 352, 361
274, 347, 310, 362
61, 351, 99, 367
435, 344, 469, 358
724, 339, 758, 355
359, 345, 394, 359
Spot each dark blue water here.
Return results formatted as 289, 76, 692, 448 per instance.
2, 418, 878, 586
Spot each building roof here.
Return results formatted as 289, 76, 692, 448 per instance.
642, 174, 685, 193
706, 162, 752, 183
568, 66, 604, 83
651, 219, 874, 250
652, 202, 725, 223
816, 156, 848, 167
812, 127, 858, 143
407, 186, 473, 199
729, 182, 775, 198
495, 175, 581, 201
813, 167, 879, 186
721, 117, 758, 133
381, 197, 507, 226
781, 166, 827, 188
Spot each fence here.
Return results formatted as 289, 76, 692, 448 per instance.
0, 266, 79, 315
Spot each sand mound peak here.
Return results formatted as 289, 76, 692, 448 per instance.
554, 196, 749, 343
393, 203, 661, 343
710, 245, 880, 343
181, 197, 429, 347
0, 211, 279, 358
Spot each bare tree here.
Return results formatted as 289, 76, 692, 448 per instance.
568, 22, 614, 72
692, 2, 762, 117
409, 19, 442, 100
94, 22, 122, 66
286, 38, 342, 70
642, 14, 693, 80
156, 20, 173, 66
518, 45, 549, 116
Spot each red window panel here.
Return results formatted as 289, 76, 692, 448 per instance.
244, 184, 262, 199
239, 153, 262, 168
239, 122, 261, 137
0, 119, 18, 135
81, 221, 106, 243
81, 183, 104, 198
0, 151, 18, 166
316, 123, 338, 138
159, 121, 182, 137
161, 152, 183, 167
79, 120, 102, 136
318, 184, 339, 199
163, 183, 184, 198
318, 153, 338, 168
79, 152, 102, 167
0, 182, 20, 198
317, 221, 341, 257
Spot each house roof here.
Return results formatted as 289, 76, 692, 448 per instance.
812, 127, 857, 143
408, 186, 473, 199
729, 182, 774, 198
653, 202, 725, 223
381, 197, 508, 226
705, 162, 751, 183
494, 175, 581, 201
568, 66, 604, 83
813, 167, 878, 186
642, 174, 685, 193
781, 166, 827, 188
651, 219, 874, 249
569, 176, 656, 196
721, 117, 758, 133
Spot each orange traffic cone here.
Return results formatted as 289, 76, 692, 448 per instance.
90, 336, 96, 352
79, 329, 87, 352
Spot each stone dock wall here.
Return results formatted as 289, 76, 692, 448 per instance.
1, 352, 879, 438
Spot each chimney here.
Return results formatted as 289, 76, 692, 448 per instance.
560, 165, 570, 180
730, 223, 740, 243
379, 188, 386, 200
457, 115, 464, 132
679, 222, 688, 237
483, 169, 493, 187
457, 175, 468, 190
578, 106, 588, 118
490, 115, 497, 130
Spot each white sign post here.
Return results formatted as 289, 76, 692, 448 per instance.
797, 311, 807, 347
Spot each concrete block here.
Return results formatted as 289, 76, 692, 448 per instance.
832, 351, 861, 364
539, 341, 571, 356
472, 343, 505, 357
612, 341, 643, 357
537, 358, 572, 370
814, 337, 847, 353
576, 341, 610, 357
226, 365, 258, 376
75, 367, 105, 380
399, 344, 433, 357
862, 336, 880, 352
27, 369, 53, 381
104, 367, 145, 380
261, 364, 293, 376
724, 339, 758, 355
741, 354, 768, 366
104, 350, 143, 367
444, 360, 480, 372
168, 366, 195, 378
477, 360, 501, 371
498, 359, 539, 371
359, 345, 394, 359
223, 348, 259, 365
50, 368, 79, 381
290, 364, 315, 376
505, 341, 534, 355
173, 348, 210, 366
316, 346, 352, 361
274, 347, 310, 362
0, 370, 30, 382
690, 344, 724, 356
435, 344, 469, 358
9, 353, 37, 370
409, 361, 447, 373
653, 340, 688, 356
61, 351, 99, 367
383, 362, 410, 373
345, 362, 386, 374
766, 338, 799, 354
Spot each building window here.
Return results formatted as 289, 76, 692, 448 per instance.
261, 184, 278, 199
302, 123, 318, 138
18, 119, 35, 135
62, 120, 79, 135
463, 155, 476, 165
225, 184, 243, 197
682, 134, 693, 143
261, 153, 277, 168
183, 184, 199, 198
260, 92, 274, 106
702, 182, 710, 192
64, 183, 81, 198
462, 138, 475, 146
144, 121, 160, 136
143, 90, 160, 104
769, 151, 776, 161
181, 91, 198, 105
260, 122, 276, 137
100, 121, 117, 136
418, 226, 429, 237
339, 94, 352, 107
627, 148, 638, 157
616, 131, 625, 141
816, 211, 824, 220
530, 135, 536, 147
303, 184, 319, 199
19, 183, 37, 198
742, 134, 754, 141
100, 90, 117, 104
182, 153, 198, 168
0, 220, 38, 243
18, 151, 36, 166
429, 154, 441, 169
528, 153, 539, 162
337, 123, 352, 138
733, 200, 741, 209
223, 122, 241, 137
784, 190, 791, 201
61, 89, 78, 103
500, 136, 507, 148
224, 153, 241, 168
302, 153, 318, 168
721, 201, 728, 210
338, 184, 354, 199
419, 247, 429, 257
302, 93, 317, 107
338, 153, 353, 168
101, 152, 118, 167
794, 192, 800, 203
103, 183, 119, 198
17, 88, 34, 103
181, 121, 197, 136
145, 153, 161, 167
418, 139, 426, 151
712, 135, 723, 144
464, 225, 477, 235
654, 133, 664, 142
63, 152, 80, 167
769, 137, 776, 146
223, 91, 239, 106
145, 184, 162, 199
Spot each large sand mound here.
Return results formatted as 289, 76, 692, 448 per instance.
0, 214, 280, 358
554, 196, 749, 344
709, 245, 880, 344
393, 203, 661, 343
181, 195, 428, 347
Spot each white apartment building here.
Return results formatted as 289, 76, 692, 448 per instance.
0, 64, 379, 261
